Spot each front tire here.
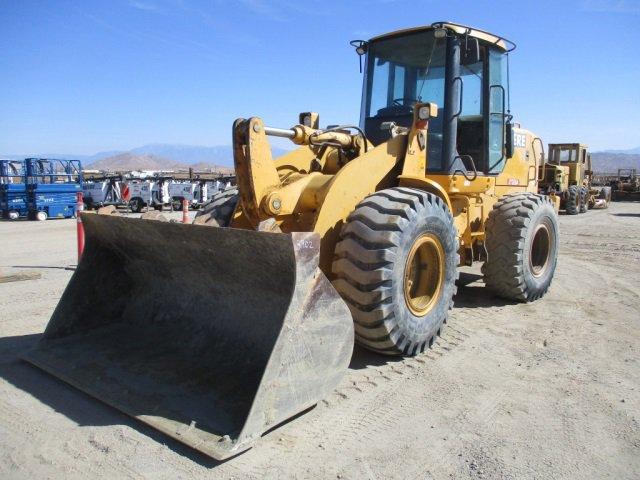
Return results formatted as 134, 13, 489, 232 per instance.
483, 193, 558, 302
35, 211, 48, 222
565, 185, 579, 215
332, 187, 459, 356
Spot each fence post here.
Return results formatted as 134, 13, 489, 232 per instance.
182, 198, 189, 224
76, 192, 85, 262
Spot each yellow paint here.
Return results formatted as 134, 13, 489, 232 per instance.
230, 109, 546, 273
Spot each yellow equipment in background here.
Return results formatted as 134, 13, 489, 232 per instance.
25, 22, 559, 459
539, 143, 611, 212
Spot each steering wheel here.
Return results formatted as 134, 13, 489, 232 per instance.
392, 97, 417, 107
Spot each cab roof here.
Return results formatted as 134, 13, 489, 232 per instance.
369, 21, 516, 52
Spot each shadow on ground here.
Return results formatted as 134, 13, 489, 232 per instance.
0, 333, 222, 467
452, 272, 518, 309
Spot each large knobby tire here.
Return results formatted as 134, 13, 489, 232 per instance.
193, 187, 238, 226
332, 187, 459, 356
483, 193, 559, 302
579, 186, 588, 213
565, 185, 579, 215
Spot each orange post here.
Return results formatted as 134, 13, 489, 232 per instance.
76, 192, 85, 262
182, 198, 189, 224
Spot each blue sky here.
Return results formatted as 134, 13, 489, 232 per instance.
1, 0, 639, 154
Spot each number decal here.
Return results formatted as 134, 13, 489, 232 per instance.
297, 239, 314, 249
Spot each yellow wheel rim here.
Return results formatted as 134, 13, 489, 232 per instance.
403, 234, 445, 317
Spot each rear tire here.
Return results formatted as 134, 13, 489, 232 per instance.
565, 185, 579, 215
36, 211, 48, 222
579, 186, 588, 213
483, 193, 558, 302
331, 187, 459, 356
193, 187, 239, 227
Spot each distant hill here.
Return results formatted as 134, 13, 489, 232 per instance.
591, 152, 640, 174
86, 144, 288, 167
602, 146, 640, 155
3, 143, 289, 169
89, 153, 179, 171
89, 152, 233, 173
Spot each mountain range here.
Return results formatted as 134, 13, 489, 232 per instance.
590, 151, 640, 174
2, 143, 638, 174
84, 144, 260, 167
2, 143, 288, 171
602, 147, 640, 155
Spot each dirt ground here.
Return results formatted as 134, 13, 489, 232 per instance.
1, 203, 638, 479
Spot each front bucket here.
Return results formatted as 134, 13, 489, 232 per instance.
23, 214, 354, 459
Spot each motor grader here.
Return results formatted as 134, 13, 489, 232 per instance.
24, 22, 559, 460
612, 168, 640, 200
539, 143, 611, 213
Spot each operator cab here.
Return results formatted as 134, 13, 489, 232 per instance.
547, 143, 588, 166
356, 22, 515, 177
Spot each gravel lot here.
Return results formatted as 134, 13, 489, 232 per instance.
1, 203, 638, 479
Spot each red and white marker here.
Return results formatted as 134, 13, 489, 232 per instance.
182, 198, 189, 224
76, 192, 85, 262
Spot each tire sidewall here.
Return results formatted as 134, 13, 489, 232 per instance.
521, 202, 558, 294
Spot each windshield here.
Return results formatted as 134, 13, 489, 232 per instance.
361, 30, 447, 165
551, 146, 578, 164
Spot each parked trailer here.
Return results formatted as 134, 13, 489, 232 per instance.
0, 160, 28, 219
82, 175, 124, 209
200, 179, 230, 204
123, 177, 170, 212
26, 158, 83, 221
168, 181, 199, 210
122, 178, 153, 212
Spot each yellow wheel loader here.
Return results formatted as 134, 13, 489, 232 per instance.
24, 22, 559, 459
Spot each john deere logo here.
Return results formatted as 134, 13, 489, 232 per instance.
513, 133, 527, 149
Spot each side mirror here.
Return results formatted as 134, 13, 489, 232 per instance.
463, 37, 480, 65
505, 122, 513, 159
